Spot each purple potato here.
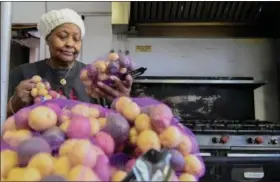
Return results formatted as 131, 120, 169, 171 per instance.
102, 79, 113, 86
18, 137, 51, 166
87, 65, 98, 79
41, 127, 65, 152
119, 57, 130, 68
102, 113, 130, 146
40, 175, 66, 181
107, 62, 119, 74
127, 61, 135, 71
31, 131, 42, 137
109, 153, 131, 169
100, 108, 116, 118
168, 149, 185, 172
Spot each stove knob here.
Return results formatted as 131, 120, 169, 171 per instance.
255, 136, 264, 144
220, 136, 229, 144
212, 137, 219, 143
247, 137, 254, 144
271, 138, 278, 145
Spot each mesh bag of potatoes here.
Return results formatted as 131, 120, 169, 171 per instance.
80, 50, 135, 98
29, 75, 67, 103
1, 94, 205, 181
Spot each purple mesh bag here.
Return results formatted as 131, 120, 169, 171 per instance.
80, 51, 136, 98
0, 139, 15, 151
1, 95, 205, 180
2, 98, 113, 154
110, 96, 205, 180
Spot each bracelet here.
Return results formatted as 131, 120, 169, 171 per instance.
9, 96, 15, 114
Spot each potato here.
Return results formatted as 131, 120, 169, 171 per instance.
134, 114, 152, 132
80, 69, 89, 81
71, 104, 90, 117
58, 139, 78, 157
58, 109, 72, 125
137, 130, 161, 153
103, 113, 130, 146
14, 108, 31, 129
31, 75, 42, 83
27, 153, 54, 177
168, 149, 185, 172
17, 137, 51, 166
149, 104, 173, 131
95, 132, 115, 156
7, 167, 41, 181
94, 154, 110, 181
179, 173, 197, 182
41, 175, 67, 181
177, 134, 195, 156
68, 140, 97, 168
3, 116, 16, 132
67, 165, 100, 181
2, 129, 32, 147
41, 127, 66, 152
159, 126, 182, 148
184, 154, 205, 177
114, 96, 132, 113
108, 52, 119, 61
28, 106, 57, 131
121, 102, 141, 122
111, 170, 127, 182
95, 61, 107, 72
107, 62, 119, 74
1, 150, 18, 177
66, 115, 92, 139
52, 156, 71, 178
31, 88, 38, 97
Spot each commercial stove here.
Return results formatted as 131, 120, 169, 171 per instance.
132, 76, 280, 182
181, 119, 280, 182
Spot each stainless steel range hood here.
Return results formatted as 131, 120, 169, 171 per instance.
111, 2, 130, 34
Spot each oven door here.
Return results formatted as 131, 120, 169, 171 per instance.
200, 148, 280, 182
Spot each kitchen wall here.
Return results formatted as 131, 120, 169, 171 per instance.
12, 2, 279, 121
126, 38, 279, 122
11, 2, 111, 24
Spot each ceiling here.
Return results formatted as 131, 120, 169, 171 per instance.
128, 1, 280, 37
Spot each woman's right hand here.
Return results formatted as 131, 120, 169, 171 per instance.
10, 79, 36, 111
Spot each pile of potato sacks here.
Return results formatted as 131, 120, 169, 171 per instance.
1, 95, 205, 182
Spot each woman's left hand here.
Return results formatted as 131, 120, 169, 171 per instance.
95, 75, 133, 101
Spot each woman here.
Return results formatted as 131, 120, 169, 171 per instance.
7, 8, 132, 116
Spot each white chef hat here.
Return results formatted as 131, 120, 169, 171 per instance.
37, 8, 85, 39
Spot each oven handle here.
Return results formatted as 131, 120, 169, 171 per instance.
203, 156, 280, 164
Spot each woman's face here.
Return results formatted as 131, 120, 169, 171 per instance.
47, 23, 82, 63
